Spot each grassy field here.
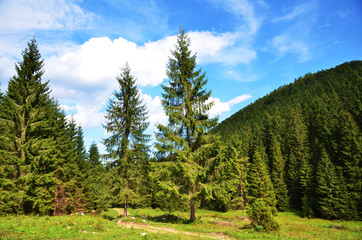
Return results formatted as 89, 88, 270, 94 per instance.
0, 208, 361, 239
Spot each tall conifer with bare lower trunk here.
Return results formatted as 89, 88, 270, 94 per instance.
156, 28, 217, 222
103, 63, 149, 217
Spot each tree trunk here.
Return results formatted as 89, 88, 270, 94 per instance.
124, 199, 128, 217
240, 182, 245, 219
75, 188, 78, 213
190, 202, 196, 222
189, 184, 196, 221
53, 186, 58, 216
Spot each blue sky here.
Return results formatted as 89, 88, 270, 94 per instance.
0, 0, 361, 154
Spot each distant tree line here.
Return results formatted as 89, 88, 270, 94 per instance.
0, 31, 360, 232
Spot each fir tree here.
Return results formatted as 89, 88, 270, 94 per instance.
315, 147, 341, 219
270, 138, 289, 211
103, 63, 149, 216
87, 142, 101, 166
337, 110, 361, 219
0, 38, 61, 215
156, 28, 216, 221
285, 107, 310, 210
247, 150, 279, 231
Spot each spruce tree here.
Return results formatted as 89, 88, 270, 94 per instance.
156, 28, 216, 221
285, 107, 311, 210
247, 150, 279, 231
270, 138, 289, 211
0, 38, 62, 215
87, 142, 101, 166
315, 147, 341, 219
337, 110, 361, 219
103, 63, 149, 216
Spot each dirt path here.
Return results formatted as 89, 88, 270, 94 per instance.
117, 220, 235, 240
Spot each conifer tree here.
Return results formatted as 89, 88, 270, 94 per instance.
315, 147, 341, 219
247, 150, 279, 231
270, 138, 289, 211
211, 138, 249, 217
337, 110, 361, 219
88, 142, 101, 166
156, 28, 216, 221
0, 38, 62, 215
103, 63, 149, 216
285, 107, 310, 210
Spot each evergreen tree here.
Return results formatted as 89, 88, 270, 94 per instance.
270, 138, 289, 211
247, 150, 279, 231
285, 107, 310, 210
211, 138, 249, 217
315, 147, 341, 219
87, 142, 101, 166
0, 38, 61, 215
103, 63, 149, 216
337, 110, 361, 219
156, 28, 216, 221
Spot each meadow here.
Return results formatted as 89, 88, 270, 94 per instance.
1, 208, 361, 239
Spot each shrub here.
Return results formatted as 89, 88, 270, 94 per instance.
248, 200, 280, 232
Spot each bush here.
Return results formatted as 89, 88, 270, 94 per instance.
248, 200, 280, 232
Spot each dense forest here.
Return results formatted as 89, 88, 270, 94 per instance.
0, 30, 361, 231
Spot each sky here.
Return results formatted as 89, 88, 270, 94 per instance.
0, 0, 361, 154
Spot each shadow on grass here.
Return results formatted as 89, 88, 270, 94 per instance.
140, 214, 190, 224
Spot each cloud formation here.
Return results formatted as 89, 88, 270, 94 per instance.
45, 30, 252, 129
272, 2, 316, 23
271, 34, 311, 63
208, 94, 252, 118
0, 0, 96, 32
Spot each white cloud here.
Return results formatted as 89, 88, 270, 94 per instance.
208, 94, 252, 118
189, 31, 256, 65
272, 3, 315, 23
208, 0, 262, 35
46, 30, 255, 91
141, 93, 167, 131
271, 35, 311, 62
0, 0, 96, 32
227, 94, 252, 105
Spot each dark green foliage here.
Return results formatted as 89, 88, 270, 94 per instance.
336, 110, 361, 219
88, 142, 101, 166
83, 143, 108, 211
156, 28, 217, 221
207, 137, 249, 216
103, 63, 149, 163
0, 38, 58, 215
248, 150, 277, 216
270, 138, 289, 211
213, 61, 362, 220
315, 148, 342, 219
248, 199, 280, 232
103, 63, 150, 216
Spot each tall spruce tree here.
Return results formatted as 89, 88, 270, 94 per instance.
315, 147, 341, 219
156, 28, 216, 221
0, 38, 61, 215
103, 63, 149, 216
270, 138, 289, 211
337, 110, 361, 219
285, 107, 311, 210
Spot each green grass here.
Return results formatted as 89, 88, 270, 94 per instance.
0, 209, 361, 239
101, 208, 119, 220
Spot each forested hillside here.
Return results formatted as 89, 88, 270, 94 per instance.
213, 61, 362, 219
